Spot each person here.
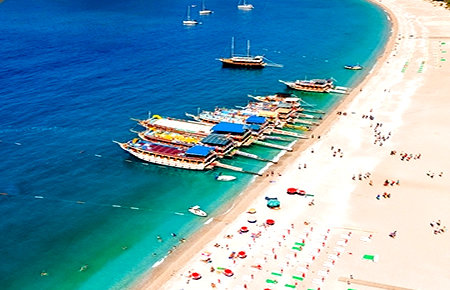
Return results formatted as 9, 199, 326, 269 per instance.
171, 233, 177, 237
389, 231, 397, 238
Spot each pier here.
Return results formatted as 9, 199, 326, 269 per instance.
234, 150, 277, 163
213, 162, 262, 175
271, 129, 306, 138
253, 140, 292, 151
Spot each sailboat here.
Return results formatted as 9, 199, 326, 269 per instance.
219, 37, 266, 68
183, 5, 199, 26
237, 0, 254, 10
199, 0, 213, 15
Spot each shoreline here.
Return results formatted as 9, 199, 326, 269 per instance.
133, 0, 450, 289
132, 0, 398, 287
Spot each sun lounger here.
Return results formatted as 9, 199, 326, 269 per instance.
362, 254, 379, 262
292, 246, 302, 251
266, 279, 278, 284
295, 242, 305, 246
271, 272, 283, 276
285, 284, 296, 288
292, 275, 304, 281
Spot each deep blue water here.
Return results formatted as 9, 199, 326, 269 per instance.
0, 0, 389, 289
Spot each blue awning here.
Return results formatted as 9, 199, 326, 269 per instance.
246, 115, 266, 124
201, 134, 231, 146
249, 124, 261, 131
185, 145, 213, 157
212, 122, 246, 134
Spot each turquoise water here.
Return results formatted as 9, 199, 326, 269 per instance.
0, 0, 390, 288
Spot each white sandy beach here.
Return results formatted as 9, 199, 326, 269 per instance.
135, 0, 450, 289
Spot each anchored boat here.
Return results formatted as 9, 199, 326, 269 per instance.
188, 205, 208, 217
183, 5, 199, 26
237, 0, 254, 10
279, 79, 348, 94
344, 64, 363, 70
219, 38, 265, 68
114, 139, 216, 170
279, 79, 335, 93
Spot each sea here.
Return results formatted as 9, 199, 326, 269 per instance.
0, 0, 390, 289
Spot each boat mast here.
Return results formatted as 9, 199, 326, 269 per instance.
187, 5, 191, 20
247, 40, 250, 57
231, 37, 235, 57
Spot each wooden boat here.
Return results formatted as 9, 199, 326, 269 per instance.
188, 205, 208, 217
183, 5, 199, 26
344, 64, 363, 70
279, 79, 335, 93
137, 115, 212, 137
188, 109, 271, 136
237, 0, 254, 10
219, 38, 265, 68
199, 0, 213, 15
114, 139, 216, 170
138, 129, 236, 158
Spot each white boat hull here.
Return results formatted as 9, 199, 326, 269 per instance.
216, 175, 236, 181
189, 206, 208, 217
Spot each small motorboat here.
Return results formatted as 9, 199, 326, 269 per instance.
188, 205, 208, 217
215, 173, 237, 181
344, 64, 363, 70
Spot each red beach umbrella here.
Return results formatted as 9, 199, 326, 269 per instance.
224, 268, 234, 277
287, 188, 298, 194
191, 272, 201, 280
240, 226, 249, 233
238, 251, 247, 258
266, 219, 275, 225
298, 190, 306, 196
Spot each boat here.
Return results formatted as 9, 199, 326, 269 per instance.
344, 64, 363, 70
137, 115, 212, 137
137, 129, 236, 158
199, 0, 213, 15
114, 139, 217, 170
188, 205, 208, 217
219, 37, 265, 68
183, 5, 199, 26
237, 0, 254, 10
215, 173, 237, 181
279, 79, 335, 93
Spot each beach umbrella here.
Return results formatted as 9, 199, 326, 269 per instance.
247, 217, 257, 223
267, 199, 280, 208
238, 251, 247, 258
298, 190, 306, 196
266, 219, 275, 225
247, 208, 256, 214
191, 272, 202, 280
287, 188, 298, 194
240, 226, 249, 233
224, 268, 234, 277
